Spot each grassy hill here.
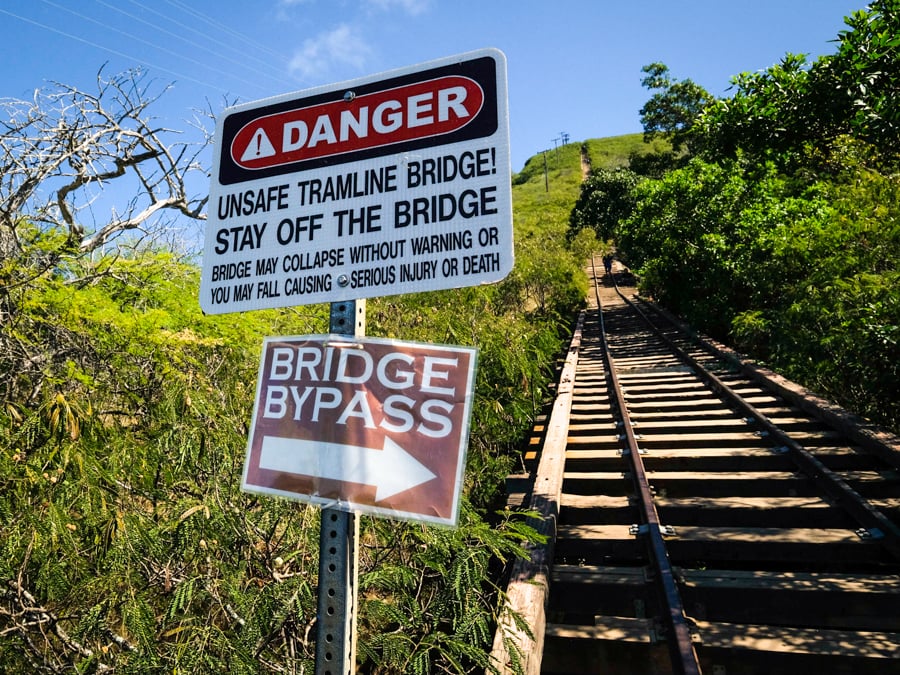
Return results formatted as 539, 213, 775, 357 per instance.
582, 133, 670, 170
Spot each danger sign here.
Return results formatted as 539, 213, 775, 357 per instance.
241, 335, 477, 526
229, 75, 485, 171
200, 48, 512, 314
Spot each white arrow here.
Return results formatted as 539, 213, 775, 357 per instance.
259, 435, 437, 502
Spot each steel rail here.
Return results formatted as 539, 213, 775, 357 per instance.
609, 276, 900, 560
592, 257, 702, 675
636, 296, 900, 471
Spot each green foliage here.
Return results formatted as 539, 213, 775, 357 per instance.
697, 52, 817, 165
825, 0, 900, 157
568, 167, 641, 242
697, 0, 900, 171
618, 158, 830, 332
599, 4, 900, 432
581, 133, 670, 172
742, 169, 900, 425
639, 62, 714, 153
357, 503, 535, 675
614, 154, 899, 429
0, 250, 328, 671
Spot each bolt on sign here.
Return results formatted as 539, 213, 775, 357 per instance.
201, 48, 512, 314
241, 335, 477, 526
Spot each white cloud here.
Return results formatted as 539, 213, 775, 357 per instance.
287, 24, 374, 80
364, 0, 430, 15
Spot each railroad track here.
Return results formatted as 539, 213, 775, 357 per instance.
491, 255, 900, 675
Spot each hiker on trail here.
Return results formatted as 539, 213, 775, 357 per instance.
603, 254, 613, 275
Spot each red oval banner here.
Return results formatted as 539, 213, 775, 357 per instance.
230, 75, 484, 170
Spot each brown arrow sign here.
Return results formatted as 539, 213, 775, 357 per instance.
241, 335, 477, 526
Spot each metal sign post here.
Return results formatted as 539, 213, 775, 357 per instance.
315, 300, 364, 675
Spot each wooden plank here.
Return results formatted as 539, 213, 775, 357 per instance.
546, 618, 655, 644
489, 311, 586, 675
554, 523, 887, 566
561, 493, 631, 509
542, 618, 672, 675
692, 620, 900, 658
626, 398, 733, 410
562, 524, 865, 545
632, 432, 775, 446
562, 470, 817, 498
655, 496, 838, 528
563, 447, 801, 474
679, 568, 900, 630
548, 565, 655, 622
633, 419, 778, 431
679, 568, 900, 594
567, 422, 621, 434
563, 445, 788, 459
559, 493, 841, 529
552, 563, 647, 585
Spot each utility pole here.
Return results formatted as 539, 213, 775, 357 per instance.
542, 151, 549, 192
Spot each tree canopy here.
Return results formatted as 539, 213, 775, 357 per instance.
697, 0, 900, 170
638, 62, 713, 153
573, 1, 900, 431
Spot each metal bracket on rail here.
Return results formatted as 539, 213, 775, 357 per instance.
856, 527, 885, 540
630, 524, 677, 537
648, 619, 665, 645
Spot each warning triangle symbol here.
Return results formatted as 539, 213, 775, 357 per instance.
240, 128, 277, 162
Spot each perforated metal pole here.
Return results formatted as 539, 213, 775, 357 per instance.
315, 300, 365, 675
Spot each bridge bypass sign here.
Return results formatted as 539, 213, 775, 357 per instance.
241, 335, 477, 525
201, 48, 512, 313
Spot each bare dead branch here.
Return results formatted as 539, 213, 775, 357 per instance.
3, 579, 132, 672
0, 66, 210, 261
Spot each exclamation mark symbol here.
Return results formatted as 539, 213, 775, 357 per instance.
240, 128, 275, 163
491, 147, 496, 174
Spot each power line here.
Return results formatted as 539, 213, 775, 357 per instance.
161, 0, 286, 63
121, 0, 288, 83
96, 0, 285, 85
37, 0, 272, 94
0, 6, 224, 91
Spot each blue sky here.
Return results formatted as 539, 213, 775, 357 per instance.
2, 0, 864, 174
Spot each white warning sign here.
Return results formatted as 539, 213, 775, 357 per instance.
200, 48, 512, 314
